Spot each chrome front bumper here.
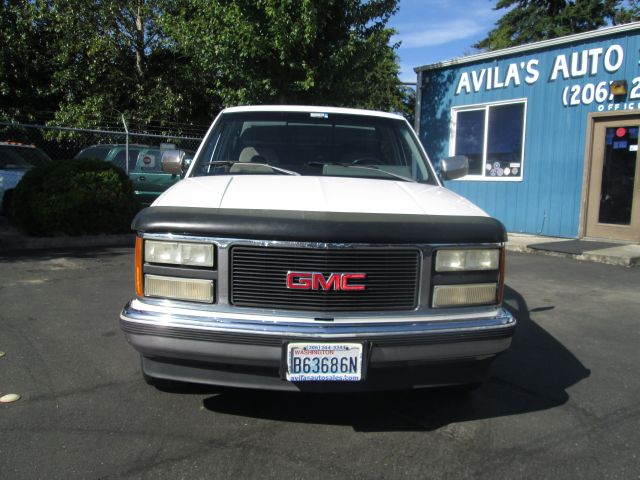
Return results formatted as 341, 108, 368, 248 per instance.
120, 299, 515, 391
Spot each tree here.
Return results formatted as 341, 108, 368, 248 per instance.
0, 1, 60, 121
398, 85, 416, 125
475, 0, 638, 51
48, 0, 215, 131
615, 0, 640, 23
163, 0, 404, 111
1, 1, 406, 130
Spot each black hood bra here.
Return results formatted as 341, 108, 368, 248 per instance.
132, 207, 507, 244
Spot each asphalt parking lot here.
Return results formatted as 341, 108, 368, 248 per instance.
1, 247, 639, 479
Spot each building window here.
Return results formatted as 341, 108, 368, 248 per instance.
451, 100, 526, 180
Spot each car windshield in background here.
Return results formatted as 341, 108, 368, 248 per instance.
0, 145, 51, 169
75, 145, 150, 172
192, 111, 435, 183
75, 147, 109, 161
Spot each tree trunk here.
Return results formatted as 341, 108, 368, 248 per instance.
135, 0, 144, 78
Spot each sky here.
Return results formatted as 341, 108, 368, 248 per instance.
389, 0, 503, 83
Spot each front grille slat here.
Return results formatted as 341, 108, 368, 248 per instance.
232, 267, 417, 272
231, 246, 420, 312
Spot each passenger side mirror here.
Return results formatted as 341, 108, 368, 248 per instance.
439, 155, 469, 180
161, 149, 187, 176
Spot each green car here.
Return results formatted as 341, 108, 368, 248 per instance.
74, 144, 193, 205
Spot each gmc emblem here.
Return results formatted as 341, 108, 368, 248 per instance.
286, 271, 366, 291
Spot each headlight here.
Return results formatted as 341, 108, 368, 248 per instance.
435, 249, 499, 272
145, 240, 214, 267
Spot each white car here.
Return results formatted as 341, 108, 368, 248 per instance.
120, 105, 515, 392
0, 142, 52, 214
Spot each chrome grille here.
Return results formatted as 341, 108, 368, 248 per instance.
230, 246, 420, 311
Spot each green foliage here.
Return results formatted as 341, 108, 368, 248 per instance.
1, 0, 406, 127
48, 0, 215, 130
475, 0, 638, 51
11, 159, 140, 236
160, 0, 404, 110
398, 86, 416, 126
615, 0, 640, 22
0, 0, 60, 120
0, 0, 216, 128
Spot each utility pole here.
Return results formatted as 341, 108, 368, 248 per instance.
121, 114, 129, 175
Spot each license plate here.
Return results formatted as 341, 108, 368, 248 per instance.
285, 343, 364, 382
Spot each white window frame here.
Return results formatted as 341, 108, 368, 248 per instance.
448, 98, 527, 182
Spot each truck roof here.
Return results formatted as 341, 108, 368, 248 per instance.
222, 105, 406, 121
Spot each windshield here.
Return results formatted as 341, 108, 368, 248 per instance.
191, 111, 435, 183
0, 145, 51, 169
75, 146, 109, 161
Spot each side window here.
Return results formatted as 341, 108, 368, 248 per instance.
136, 150, 162, 172
112, 150, 140, 172
486, 103, 525, 177
454, 110, 485, 176
193, 121, 242, 175
112, 151, 127, 171
452, 101, 526, 180
398, 128, 430, 181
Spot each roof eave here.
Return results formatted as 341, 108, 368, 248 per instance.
414, 22, 640, 73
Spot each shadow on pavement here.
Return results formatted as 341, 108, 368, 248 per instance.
200, 285, 591, 432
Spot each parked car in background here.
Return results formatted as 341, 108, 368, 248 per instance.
0, 141, 52, 214
130, 147, 194, 205
74, 144, 194, 205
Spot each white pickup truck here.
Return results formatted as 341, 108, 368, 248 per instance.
120, 105, 515, 392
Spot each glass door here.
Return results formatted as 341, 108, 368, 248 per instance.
586, 119, 640, 241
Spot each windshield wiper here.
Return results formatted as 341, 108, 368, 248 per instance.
307, 161, 416, 182
202, 160, 300, 176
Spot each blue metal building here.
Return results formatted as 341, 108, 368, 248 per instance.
415, 23, 640, 242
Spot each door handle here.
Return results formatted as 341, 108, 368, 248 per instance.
139, 176, 146, 182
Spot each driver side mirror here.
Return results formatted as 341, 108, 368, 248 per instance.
161, 149, 188, 176
439, 155, 469, 180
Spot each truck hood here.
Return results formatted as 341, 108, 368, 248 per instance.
153, 175, 487, 217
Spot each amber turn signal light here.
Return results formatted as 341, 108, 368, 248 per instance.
497, 247, 506, 305
135, 236, 144, 297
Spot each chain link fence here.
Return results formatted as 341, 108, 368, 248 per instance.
0, 121, 204, 160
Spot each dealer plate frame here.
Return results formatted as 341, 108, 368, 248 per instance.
282, 342, 368, 382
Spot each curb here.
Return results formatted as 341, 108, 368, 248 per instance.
505, 243, 640, 267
